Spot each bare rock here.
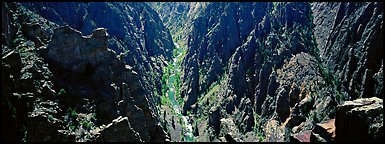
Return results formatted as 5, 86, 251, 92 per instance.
46, 26, 111, 73
310, 119, 335, 142
208, 107, 221, 136
21, 22, 46, 47
335, 97, 383, 142
290, 130, 311, 142
100, 116, 142, 142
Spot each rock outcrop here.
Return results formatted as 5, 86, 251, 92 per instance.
99, 116, 141, 142
43, 25, 168, 142
46, 26, 111, 73
21, 3, 176, 128
208, 107, 221, 136
312, 2, 384, 101
335, 97, 383, 142
310, 119, 335, 142
2, 2, 172, 142
290, 130, 311, 142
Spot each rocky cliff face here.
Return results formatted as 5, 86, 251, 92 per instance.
153, 2, 383, 142
22, 2, 176, 116
2, 2, 383, 142
2, 2, 174, 142
312, 2, 383, 101
173, 3, 322, 141
335, 97, 383, 142
147, 2, 194, 47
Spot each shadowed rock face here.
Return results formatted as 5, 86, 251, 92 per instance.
21, 3, 176, 124
170, 2, 325, 141
42, 19, 168, 143
2, 2, 173, 142
46, 26, 111, 73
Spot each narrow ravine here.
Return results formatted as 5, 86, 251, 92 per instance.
165, 43, 194, 141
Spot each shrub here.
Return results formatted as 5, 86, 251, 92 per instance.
58, 88, 66, 96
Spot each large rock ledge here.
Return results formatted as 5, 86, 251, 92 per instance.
46, 26, 114, 73
99, 116, 142, 142
335, 97, 383, 142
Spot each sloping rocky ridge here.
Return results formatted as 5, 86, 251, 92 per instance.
21, 2, 176, 118
2, 2, 173, 142
148, 2, 207, 47
169, 2, 383, 142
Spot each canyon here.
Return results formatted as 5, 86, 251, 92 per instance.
1, 2, 383, 142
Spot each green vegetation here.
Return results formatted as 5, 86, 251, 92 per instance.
206, 84, 220, 99
64, 107, 97, 141
159, 41, 195, 142
313, 42, 342, 105
306, 6, 343, 105
58, 88, 66, 96
68, 108, 78, 119
47, 114, 54, 122
310, 111, 323, 123
80, 113, 96, 130
161, 92, 172, 105
196, 77, 223, 115
253, 114, 264, 142
160, 42, 186, 108
160, 62, 173, 106
316, 58, 341, 102
199, 82, 220, 104
12, 37, 24, 46
65, 108, 78, 132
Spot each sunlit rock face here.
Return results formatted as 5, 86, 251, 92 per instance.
152, 2, 383, 142
1, 2, 383, 142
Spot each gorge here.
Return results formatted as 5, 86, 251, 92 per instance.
1, 2, 383, 142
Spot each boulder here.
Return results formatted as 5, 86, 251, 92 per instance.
290, 130, 311, 142
100, 116, 142, 142
335, 97, 383, 142
310, 119, 335, 142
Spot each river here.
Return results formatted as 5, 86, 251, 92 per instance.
165, 43, 194, 141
